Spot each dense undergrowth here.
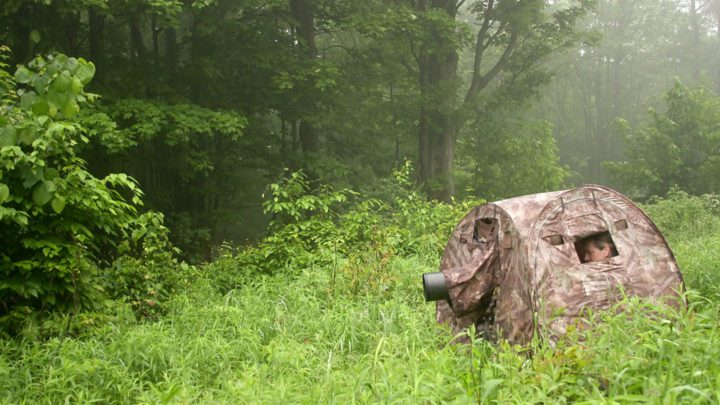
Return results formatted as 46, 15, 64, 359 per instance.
2, 182, 720, 403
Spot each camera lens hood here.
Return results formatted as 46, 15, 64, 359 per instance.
422, 272, 449, 302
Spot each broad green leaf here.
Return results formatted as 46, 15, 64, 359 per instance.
44, 168, 59, 180
14, 66, 32, 83
51, 71, 71, 93
21, 167, 43, 188
19, 92, 36, 110
75, 62, 96, 85
70, 78, 82, 95
66, 58, 79, 74
15, 213, 28, 226
32, 75, 49, 94
32, 181, 54, 206
51, 197, 66, 213
31, 96, 50, 116
0, 183, 9, 204
18, 129, 36, 145
47, 90, 68, 111
60, 99, 79, 118
44, 180, 56, 193
29, 30, 41, 44
0, 126, 17, 147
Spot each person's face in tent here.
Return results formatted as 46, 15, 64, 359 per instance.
584, 241, 612, 262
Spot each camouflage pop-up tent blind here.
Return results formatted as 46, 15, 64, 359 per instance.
436, 185, 685, 344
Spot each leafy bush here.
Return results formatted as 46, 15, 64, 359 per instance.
87, 97, 250, 262
104, 212, 199, 320
0, 53, 147, 331
203, 163, 475, 293
0, 52, 186, 332
606, 82, 720, 198
642, 189, 720, 299
641, 187, 720, 239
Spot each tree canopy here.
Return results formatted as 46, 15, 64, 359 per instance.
1, 0, 718, 256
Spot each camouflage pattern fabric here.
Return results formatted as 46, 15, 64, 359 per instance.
435, 185, 684, 345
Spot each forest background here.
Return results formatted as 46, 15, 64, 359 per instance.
3, 0, 719, 261
2, 0, 720, 402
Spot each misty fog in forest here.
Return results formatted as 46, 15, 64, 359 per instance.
2, 0, 719, 259
4, 2, 720, 402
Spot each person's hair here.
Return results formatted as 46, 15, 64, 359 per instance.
586, 232, 618, 256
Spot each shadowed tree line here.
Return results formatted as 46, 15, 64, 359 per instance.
1, 0, 719, 259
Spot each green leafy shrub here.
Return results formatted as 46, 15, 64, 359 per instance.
88, 97, 249, 262
642, 190, 720, 299
605, 82, 720, 198
105, 212, 198, 320
641, 187, 720, 239
204, 163, 475, 293
456, 104, 569, 201
0, 52, 168, 332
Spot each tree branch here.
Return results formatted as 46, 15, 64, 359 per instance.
465, 0, 495, 102
482, 21, 508, 52
465, 28, 518, 104
482, 30, 518, 85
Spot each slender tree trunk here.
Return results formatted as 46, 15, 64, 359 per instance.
290, 0, 320, 156
65, 12, 81, 55
291, 120, 300, 152
715, 0, 720, 93
390, 83, 401, 163
88, 6, 104, 64
130, 15, 146, 59
690, 0, 701, 80
164, 27, 177, 77
13, 5, 32, 63
152, 15, 160, 60
417, 0, 459, 202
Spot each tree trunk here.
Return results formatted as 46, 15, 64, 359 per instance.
164, 27, 177, 77
152, 15, 160, 60
12, 5, 33, 63
715, 0, 720, 93
290, 0, 320, 156
417, 0, 459, 202
130, 15, 146, 59
689, 0, 701, 80
88, 6, 104, 65
65, 12, 81, 55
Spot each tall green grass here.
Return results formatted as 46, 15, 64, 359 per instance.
2, 192, 720, 403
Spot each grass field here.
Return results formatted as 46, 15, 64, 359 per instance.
2, 193, 720, 404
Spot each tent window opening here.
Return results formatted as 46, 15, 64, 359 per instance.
474, 218, 497, 242
574, 231, 619, 264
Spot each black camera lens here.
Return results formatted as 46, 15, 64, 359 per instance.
422, 272, 449, 302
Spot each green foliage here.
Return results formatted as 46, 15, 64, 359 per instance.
203, 163, 475, 293
641, 189, 720, 299
103, 211, 199, 320
2, 193, 720, 402
0, 46, 14, 99
641, 188, 720, 239
263, 170, 354, 230
0, 53, 178, 331
457, 115, 569, 201
605, 82, 720, 198
0, 53, 136, 328
89, 97, 249, 261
